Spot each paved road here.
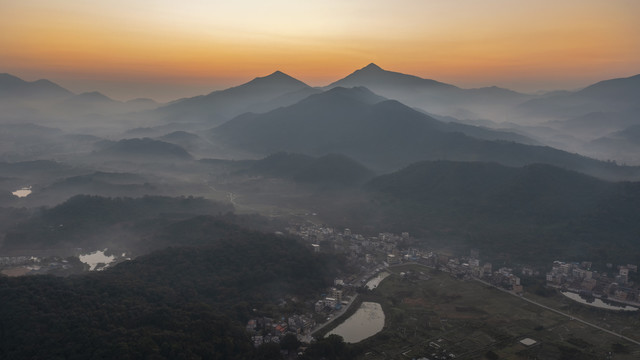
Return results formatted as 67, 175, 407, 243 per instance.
308, 294, 359, 339
472, 277, 640, 346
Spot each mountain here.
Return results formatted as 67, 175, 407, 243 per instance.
516, 74, 640, 121
587, 125, 640, 165
212, 86, 640, 180
28, 172, 158, 204
362, 160, 640, 263
549, 111, 640, 139
0, 73, 73, 100
92, 138, 193, 161
57, 91, 118, 109
156, 70, 312, 125
327, 64, 531, 119
329, 63, 456, 91
157, 130, 213, 151
125, 97, 160, 111
242, 152, 376, 186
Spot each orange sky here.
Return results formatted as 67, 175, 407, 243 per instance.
1, 0, 639, 101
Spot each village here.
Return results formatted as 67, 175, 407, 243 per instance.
242, 223, 640, 348
3, 221, 639, 349
546, 260, 639, 304
243, 223, 530, 347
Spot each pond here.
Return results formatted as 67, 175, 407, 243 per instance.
12, 186, 32, 197
561, 291, 638, 311
326, 302, 385, 343
79, 249, 116, 271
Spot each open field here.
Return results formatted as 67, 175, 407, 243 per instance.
354, 264, 640, 359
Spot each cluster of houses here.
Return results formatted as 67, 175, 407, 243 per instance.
246, 314, 316, 347
289, 223, 527, 297
0, 256, 80, 276
415, 250, 523, 293
287, 224, 411, 266
546, 260, 639, 303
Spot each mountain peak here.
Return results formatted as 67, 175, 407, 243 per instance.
246, 70, 309, 88
361, 63, 383, 71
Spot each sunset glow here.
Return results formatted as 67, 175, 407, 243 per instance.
2, 0, 639, 101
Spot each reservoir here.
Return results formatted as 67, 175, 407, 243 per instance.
326, 302, 385, 343
12, 186, 32, 197
561, 291, 638, 311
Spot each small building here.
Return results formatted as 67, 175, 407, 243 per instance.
520, 338, 537, 346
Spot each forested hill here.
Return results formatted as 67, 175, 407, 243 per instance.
359, 161, 640, 264
0, 195, 234, 253
0, 216, 345, 359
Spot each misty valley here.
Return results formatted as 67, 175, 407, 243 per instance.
1, 65, 640, 359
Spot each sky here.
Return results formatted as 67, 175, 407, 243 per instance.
1, 0, 639, 102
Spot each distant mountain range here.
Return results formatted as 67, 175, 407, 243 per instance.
211, 86, 639, 179
328, 63, 531, 119
3, 67, 640, 170
517, 74, 640, 121
0, 73, 72, 100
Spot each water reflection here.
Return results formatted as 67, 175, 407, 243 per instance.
12, 186, 32, 197
79, 249, 116, 271
561, 291, 638, 311
327, 302, 385, 343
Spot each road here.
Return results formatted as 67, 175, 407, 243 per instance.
472, 277, 640, 346
307, 293, 359, 341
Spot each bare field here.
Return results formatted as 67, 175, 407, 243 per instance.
356, 264, 640, 359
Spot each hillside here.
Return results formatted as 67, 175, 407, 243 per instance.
240, 152, 376, 186
92, 138, 193, 161
357, 161, 640, 264
0, 73, 72, 100
516, 73, 640, 121
0, 216, 342, 359
212, 87, 640, 180
0, 195, 233, 253
156, 70, 312, 124
327, 63, 530, 119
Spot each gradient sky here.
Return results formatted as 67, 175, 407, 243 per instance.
2, 0, 639, 101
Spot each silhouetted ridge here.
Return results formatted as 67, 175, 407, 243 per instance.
362, 63, 383, 71
245, 70, 309, 87
329, 63, 457, 90
0, 73, 73, 98
74, 91, 115, 102
156, 70, 311, 124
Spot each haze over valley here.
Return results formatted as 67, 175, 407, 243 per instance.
2, 1, 640, 358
